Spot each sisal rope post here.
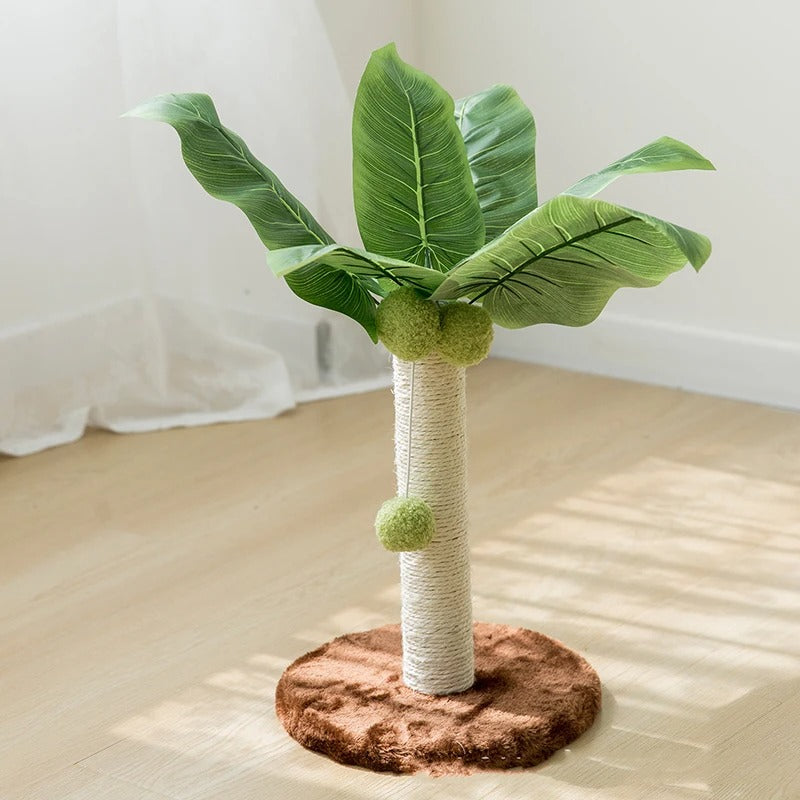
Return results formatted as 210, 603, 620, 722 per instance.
393, 353, 474, 694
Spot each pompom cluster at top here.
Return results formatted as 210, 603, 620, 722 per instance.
376, 287, 493, 367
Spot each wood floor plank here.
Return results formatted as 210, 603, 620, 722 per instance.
19, 764, 173, 799
2, 358, 799, 799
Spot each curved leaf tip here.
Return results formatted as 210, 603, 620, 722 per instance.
371, 41, 399, 59
565, 135, 716, 200
657, 136, 716, 171
122, 93, 218, 124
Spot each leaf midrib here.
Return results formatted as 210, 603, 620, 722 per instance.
468, 215, 637, 303
211, 120, 329, 247
401, 85, 429, 262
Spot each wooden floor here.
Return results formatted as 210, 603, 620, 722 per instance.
2, 358, 800, 799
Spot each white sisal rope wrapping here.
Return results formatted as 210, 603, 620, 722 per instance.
393, 353, 474, 695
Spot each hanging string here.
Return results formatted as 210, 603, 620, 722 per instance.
404, 360, 415, 498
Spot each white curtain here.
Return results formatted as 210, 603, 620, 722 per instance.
0, 0, 392, 456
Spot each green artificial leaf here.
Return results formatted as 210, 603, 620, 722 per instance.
124, 93, 333, 248
432, 194, 711, 328
268, 244, 447, 295
352, 43, 484, 271
274, 257, 379, 342
564, 136, 715, 198
622, 208, 712, 273
288, 267, 378, 340
455, 85, 537, 241
125, 93, 381, 337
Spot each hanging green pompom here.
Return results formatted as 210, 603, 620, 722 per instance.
437, 302, 494, 367
376, 287, 441, 361
375, 496, 436, 552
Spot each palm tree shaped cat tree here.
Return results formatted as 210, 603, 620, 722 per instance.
128, 43, 713, 775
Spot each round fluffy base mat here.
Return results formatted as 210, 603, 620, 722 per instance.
275, 622, 601, 776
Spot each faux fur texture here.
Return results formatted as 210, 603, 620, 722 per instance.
275, 622, 601, 776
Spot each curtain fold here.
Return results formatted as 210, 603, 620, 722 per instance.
0, 0, 391, 456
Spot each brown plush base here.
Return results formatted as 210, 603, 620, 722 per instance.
275, 622, 601, 776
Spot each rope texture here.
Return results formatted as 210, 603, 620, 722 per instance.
394, 353, 474, 694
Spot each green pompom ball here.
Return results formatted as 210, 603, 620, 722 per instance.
376, 287, 440, 361
375, 496, 435, 552
437, 302, 494, 366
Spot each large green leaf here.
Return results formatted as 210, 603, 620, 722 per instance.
268, 244, 447, 295
124, 93, 333, 248
125, 93, 378, 338
352, 43, 484, 271
455, 85, 537, 242
564, 136, 715, 198
276, 260, 379, 342
431, 194, 711, 328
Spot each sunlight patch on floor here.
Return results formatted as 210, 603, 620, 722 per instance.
94, 454, 800, 799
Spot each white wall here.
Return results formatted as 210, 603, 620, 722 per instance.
419, 0, 800, 409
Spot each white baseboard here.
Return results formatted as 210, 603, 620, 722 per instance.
491, 315, 800, 412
